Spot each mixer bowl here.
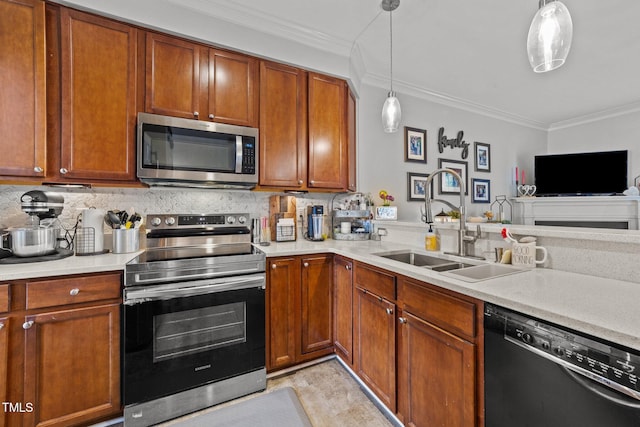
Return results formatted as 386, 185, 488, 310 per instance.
2, 226, 59, 257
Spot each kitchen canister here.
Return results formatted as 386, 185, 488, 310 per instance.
80, 208, 105, 254
112, 228, 140, 253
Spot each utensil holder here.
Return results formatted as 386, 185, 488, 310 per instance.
112, 228, 139, 253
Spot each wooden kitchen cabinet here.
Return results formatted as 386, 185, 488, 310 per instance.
333, 256, 354, 365
4, 272, 122, 427
266, 254, 333, 371
145, 32, 259, 127
0, 0, 47, 179
353, 262, 397, 411
45, 6, 138, 183
258, 67, 354, 192
397, 276, 482, 427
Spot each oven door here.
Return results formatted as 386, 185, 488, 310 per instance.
123, 273, 265, 406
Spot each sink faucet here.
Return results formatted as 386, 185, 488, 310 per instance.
421, 168, 478, 257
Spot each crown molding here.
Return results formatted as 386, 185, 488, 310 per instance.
548, 101, 640, 131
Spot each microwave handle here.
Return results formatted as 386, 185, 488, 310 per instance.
235, 136, 243, 173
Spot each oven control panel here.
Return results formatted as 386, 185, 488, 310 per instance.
486, 304, 640, 400
147, 213, 249, 229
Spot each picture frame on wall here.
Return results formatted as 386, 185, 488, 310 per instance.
438, 158, 468, 195
406, 172, 434, 201
404, 127, 427, 163
474, 142, 491, 172
472, 178, 491, 203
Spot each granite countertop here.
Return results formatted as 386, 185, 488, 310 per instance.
2, 240, 638, 352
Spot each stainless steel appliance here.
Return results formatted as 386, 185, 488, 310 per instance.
137, 113, 259, 189
485, 303, 640, 426
123, 213, 266, 427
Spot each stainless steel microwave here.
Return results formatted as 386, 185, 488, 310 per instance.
137, 113, 258, 189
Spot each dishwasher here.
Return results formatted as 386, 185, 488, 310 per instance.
484, 303, 640, 426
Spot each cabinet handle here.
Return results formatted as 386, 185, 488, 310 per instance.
399, 317, 407, 324
60, 168, 68, 174
309, 180, 315, 185
208, 114, 214, 119
23, 320, 34, 330
0, 323, 4, 330
386, 308, 393, 315
303, 262, 309, 268
271, 264, 277, 269
69, 288, 80, 296
193, 111, 199, 117
34, 166, 43, 173
298, 180, 303, 185
345, 265, 351, 270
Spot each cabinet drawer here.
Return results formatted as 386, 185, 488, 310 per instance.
399, 278, 476, 341
354, 262, 396, 301
26, 273, 121, 310
0, 284, 9, 313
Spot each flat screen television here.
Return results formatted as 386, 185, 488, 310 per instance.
534, 150, 628, 196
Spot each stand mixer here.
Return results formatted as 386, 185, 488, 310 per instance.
20, 190, 65, 227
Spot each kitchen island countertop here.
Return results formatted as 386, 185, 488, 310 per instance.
2, 240, 638, 352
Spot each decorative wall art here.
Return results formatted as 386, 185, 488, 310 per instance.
472, 178, 491, 203
438, 158, 468, 195
404, 127, 427, 163
437, 127, 469, 159
474, 142, 491, 172
406, 172, 434, 201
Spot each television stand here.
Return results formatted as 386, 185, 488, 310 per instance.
512, 196, 640, 230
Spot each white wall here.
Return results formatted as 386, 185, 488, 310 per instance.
547, 111, 640, 186
357, 84, 548, 222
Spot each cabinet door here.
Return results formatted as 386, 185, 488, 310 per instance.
0, 316, 8, 427
354, 287, 396, 411
333, 256, 353, 365
145, 32, 204, 119
209, 50, 258, 127
347, 86, 357, 192
59, 8, 137, 181
398, 310, 476, 427
266, 257, 299, 371
259, 61, 307, 188
22, 303, 121, 427
300, 255, 333, 357
307, 72, 347, 190
0, 0, 46, 178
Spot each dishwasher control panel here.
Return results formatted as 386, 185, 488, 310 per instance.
485, 304, 640, 399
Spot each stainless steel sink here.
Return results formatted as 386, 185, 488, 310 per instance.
440, 263, 526, 282
374, 249, 526, 282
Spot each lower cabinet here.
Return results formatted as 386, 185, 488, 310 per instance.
333, 256, 353, 365
4, 272, 122, 427
353, 262, 397, 412
397, 276, 482, 427
266, 254, 333, 371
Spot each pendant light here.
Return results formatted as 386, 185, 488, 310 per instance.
381, 0, 401, 133
526, 0, 573, 73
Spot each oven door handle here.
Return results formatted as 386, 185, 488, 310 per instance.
124, 273, 265, 304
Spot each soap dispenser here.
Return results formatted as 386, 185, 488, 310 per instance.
425, 225, 438, 251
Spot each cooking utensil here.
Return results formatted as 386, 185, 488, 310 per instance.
105, 211, 121, 229
1, 226, 59, 257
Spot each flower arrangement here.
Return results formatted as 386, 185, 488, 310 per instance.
378, 190, 395, 206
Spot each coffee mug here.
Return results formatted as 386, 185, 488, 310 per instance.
511, 242, 547, 268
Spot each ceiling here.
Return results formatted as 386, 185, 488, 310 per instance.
171, 0, 640, 130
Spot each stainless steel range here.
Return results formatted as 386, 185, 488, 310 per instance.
123, 213, 266, 427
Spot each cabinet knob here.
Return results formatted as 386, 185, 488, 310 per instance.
386, 308, 393, 315
399, 317, 407, 324
208, 114, 214, 119
193, 111, 199, 117
298, 180, 303, 185
303, 262, 309, 268
309, 180, 315, 185
69, 288, 80, 296
60, 168, 68, 174
23, 320, 34, 330
345, 265, 351, 270
0, 323, 4, 330
34, 166, 43, 173
271, 264, 277, 269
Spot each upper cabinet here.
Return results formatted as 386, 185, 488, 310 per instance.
0, 0, 47, 178
52, 7, 138, 183
144, 32, 259, 127
259, 65, 355, 192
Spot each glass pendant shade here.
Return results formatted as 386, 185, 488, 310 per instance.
527, 0, 573, 73
382, 91, 401, 133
